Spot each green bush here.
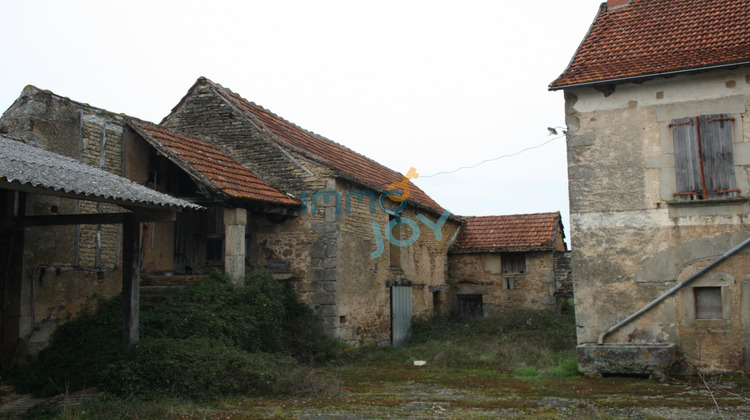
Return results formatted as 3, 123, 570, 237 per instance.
103, 338, 297, 399
9, 269, 341, 400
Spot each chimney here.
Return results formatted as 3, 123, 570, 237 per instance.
607, 0, 631, 10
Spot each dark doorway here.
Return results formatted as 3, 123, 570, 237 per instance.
457, 294, 483, 319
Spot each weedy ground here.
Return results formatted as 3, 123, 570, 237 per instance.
5, 292, 750, 419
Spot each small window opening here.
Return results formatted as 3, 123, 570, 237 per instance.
339, 315, 348, 325
694, 287, 722, 319
504, 278, 515, 290
501, 253, 526, 274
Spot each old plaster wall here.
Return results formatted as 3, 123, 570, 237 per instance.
565, 67, 750, 372
448, 251, 558, 316
0, 87, 127, 355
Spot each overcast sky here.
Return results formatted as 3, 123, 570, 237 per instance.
0, 0, 604, 244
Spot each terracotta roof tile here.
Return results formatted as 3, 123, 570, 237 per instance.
550, 0, 750, 89
128, 120, 298, 206
201, 79, 444, 214
452, 212, 563, 251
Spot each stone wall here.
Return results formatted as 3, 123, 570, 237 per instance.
564, 66, 750, 372
448, 251, 558, 316
0, 87, 129, 355
163, 81, 311, 195
165, 81, 461, 346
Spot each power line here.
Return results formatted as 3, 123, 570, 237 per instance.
420, 134, 565, 178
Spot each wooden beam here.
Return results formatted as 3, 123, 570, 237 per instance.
0, 210, 176, 230
121, 212, 140, 350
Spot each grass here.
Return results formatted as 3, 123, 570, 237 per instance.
338, 307, 578, 378
10, 296, 582, 418
14, 304, 750, 419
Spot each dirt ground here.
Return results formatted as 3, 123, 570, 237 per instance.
225, 363, 750, 419
4, 363, 750, 419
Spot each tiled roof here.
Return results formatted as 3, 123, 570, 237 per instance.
128, 120, 298, 206
193, 78, 444, 214
550, 0, 750, 89
0, 134, 201, 210
451, 212, 563, 252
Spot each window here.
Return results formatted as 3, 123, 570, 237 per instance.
504, 278, 515, 290
694, 287, 722, 319
671, 114, 737, 201
501, 253, 526, 274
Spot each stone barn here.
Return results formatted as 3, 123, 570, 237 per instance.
448, 212, 570, 318
161, 77, 462, 346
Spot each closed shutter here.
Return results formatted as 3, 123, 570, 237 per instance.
699, 114, 736, 199
671, 117, 701, 200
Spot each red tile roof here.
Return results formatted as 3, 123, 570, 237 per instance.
550, 0, 750, 89
451, 212, 563, 252
195, 78, 444, 214
128, 119, 298, 206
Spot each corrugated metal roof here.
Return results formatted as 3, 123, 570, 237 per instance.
0, 135, 201, 210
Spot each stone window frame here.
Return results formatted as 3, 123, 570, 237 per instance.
652, 96, 748, 212
680, 272, 733, 329
670, 114, 738, 201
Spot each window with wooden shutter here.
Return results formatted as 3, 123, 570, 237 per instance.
501, 252, 526, 274
671, 114, 738, 201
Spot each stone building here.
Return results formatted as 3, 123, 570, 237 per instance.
0, 87, 299, 357
550, 0, 750, 373
161, 78, 461, 346
0, 79, 462, 353
448, 212, 570, 318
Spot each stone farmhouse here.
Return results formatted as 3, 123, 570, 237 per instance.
448, 212, 571, 318
550, 0, 750, 374
0, 77, 570, 358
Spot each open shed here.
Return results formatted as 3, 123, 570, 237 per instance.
0, 135, 200, 358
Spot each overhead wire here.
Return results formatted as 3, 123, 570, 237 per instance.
419, 134, 566, 178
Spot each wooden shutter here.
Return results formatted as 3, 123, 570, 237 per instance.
501, 252, 526, 274
699, 114, 736, 199
671, 117, 701, 200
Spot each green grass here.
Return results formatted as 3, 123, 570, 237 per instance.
339, 308, 579, 377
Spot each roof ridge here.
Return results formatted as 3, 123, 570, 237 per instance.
206, 79, 404, 178
127, 118, 298, 206
18, 85, 133, 121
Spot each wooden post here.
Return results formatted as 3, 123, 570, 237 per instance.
121, 212, 140, 350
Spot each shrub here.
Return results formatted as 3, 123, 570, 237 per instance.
9, 269, 341, 400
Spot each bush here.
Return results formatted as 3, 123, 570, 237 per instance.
9, 269, 341, 400
103, 338, 297, 400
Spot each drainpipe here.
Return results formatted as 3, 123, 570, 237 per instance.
597, 234, 750, 345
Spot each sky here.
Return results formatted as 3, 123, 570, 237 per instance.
0, 0, 604, 244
